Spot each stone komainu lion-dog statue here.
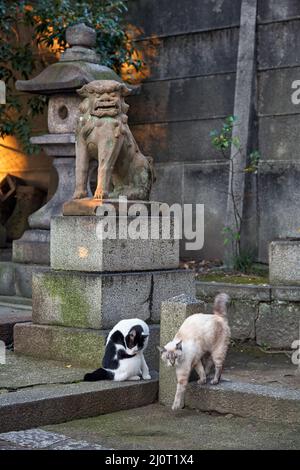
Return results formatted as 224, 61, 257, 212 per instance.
73, 80, 155, 201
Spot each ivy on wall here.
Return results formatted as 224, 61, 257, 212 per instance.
0, 0, 142, 154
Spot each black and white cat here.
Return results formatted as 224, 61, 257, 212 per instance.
84, 318, 151, 382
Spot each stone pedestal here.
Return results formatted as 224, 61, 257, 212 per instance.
269, 239, 300, 286
14, 214, 195, 368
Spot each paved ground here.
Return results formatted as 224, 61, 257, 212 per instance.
0, 351, 89, 391
1, 403, 299, 450
225, 345, 300, 389
0, 429, 106, 450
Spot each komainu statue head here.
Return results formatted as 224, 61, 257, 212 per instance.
73, 79, 155, 201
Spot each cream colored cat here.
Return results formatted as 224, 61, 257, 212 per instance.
159, 293, 230, 410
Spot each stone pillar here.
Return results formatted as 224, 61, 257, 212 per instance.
224, 0, 258, 266
159, 295, 203, 406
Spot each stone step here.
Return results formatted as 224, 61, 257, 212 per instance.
0, 305, 32, 344
0, 351, 158, 433
184, 379, 300, 424
0, 377, 158, 433
14, 322, 160, 370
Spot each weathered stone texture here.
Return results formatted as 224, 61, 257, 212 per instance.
269, 240, 300, 286
14, 322, 160, 370
32, 269, 194, 329
256, 302, 300, 349
51, 216, 179, 272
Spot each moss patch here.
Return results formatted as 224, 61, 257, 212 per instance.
196, 272, 269, 285
42, 275, 90, 328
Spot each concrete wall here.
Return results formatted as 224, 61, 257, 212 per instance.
127, 0, 241, 260
127, 0, 300, 263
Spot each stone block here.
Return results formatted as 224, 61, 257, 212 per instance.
258, 165, 300, 263
269, 240, 300, 286
136, 28, 239, 81
127, 0, 241, 38
14, 323, 160, 370
32, 268, 194, 329
50, 216, 179, 272
13, 230, 50, 265
228, 300, 257, 341
159, 294, 204, 406
183, 162, 229, 260
272, 286, 300, 302
151, 269, 195, 322
196, 281, 271, 302
128, 74, 235, 124
256, 302, 300, 349
14, 264, 49, 298
258, 21, 300, 70
0, 262, 15, 296
48, 95, 81, 134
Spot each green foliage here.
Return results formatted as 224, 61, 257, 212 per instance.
210, 116, 261, 271
0, 0, 140, 153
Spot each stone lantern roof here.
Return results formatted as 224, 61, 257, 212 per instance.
16, 23, 123, 94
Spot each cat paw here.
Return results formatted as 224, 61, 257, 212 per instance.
142, 374, 151, 380
210, 378, 220, 385
128, 375, 141, 381
172, 402, 184, 411
197, 378, 207, 385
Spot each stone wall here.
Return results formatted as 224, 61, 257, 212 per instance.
127, 0, 300, 262
196, 281, 300, 349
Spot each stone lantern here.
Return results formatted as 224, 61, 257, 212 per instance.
13, 23, 123, 269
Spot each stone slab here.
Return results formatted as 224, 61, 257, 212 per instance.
51, 215, 179, 272
12, 229, 50, 265
0, 307, 31, 344
0, 429, 106, 450
272, 286, 300, 302
127, 74, 235, 125
63, 198, 160, 216
14, 322, 160, 370
269, 240, 300, 286
185, 379, 300, 425
32, 269, 194, 329
196, 281, 271, 301
0, 375, 158, 433
127, 0, 241, 38
256, 302, 300, 349
0, 350, 88, 390
135, 28, 239, 82
42, 401, 300, 450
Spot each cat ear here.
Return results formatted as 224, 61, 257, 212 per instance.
157, 345, 166, 353
175, 340, 182, 351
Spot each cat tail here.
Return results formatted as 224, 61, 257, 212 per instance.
84, 367, 114, 381
213, 293, 230, 316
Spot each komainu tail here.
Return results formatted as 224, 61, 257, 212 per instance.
213, 293, 230, 316
84, 367, 114, 381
